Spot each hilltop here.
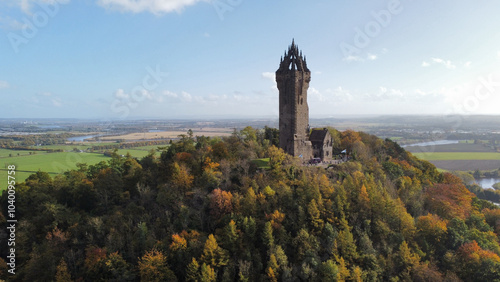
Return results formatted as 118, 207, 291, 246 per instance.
1, 127, 500, 281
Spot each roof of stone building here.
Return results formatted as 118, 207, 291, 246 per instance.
309, 128, 330, 142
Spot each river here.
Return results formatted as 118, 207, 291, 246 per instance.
402, 140, 460, 148
476, 178, 500, 190
67, 134, 101, 142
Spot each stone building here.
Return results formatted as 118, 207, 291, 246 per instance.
310, 128, 333, 161
276, 40, 333, 162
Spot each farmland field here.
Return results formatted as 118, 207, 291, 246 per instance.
100, 129, 232, 141
0, 145, 163, 190
412, 151, 500, 171
0, 149, 38, 158
406, 143, 495, 153
0, 152, 109, 189
428, 160, 500, 171
412, 152, 500, 161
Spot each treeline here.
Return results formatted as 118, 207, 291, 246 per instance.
0, 133, 73, 147
89, 139, 173, 152
1, 128, 500, 281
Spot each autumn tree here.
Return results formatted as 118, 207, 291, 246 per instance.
340, 130, 361, 153
416, 214, 448, 258
209, 188, 233, 220
55, 259, 72, 282
200, 234, 229, 269
394, 241, 420, 280
186, 258, 200, 282
171, 162, 194, 192
425, 183, 474, 220
455, 240, 500, 281
138, 249, 177, 281
200, 263, 216, 282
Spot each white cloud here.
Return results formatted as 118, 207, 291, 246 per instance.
0, 81, 9, 89
162, 90, 178, 98
421, 57, 457, 69
51, 98, 62, 107
497, 51, 500, 60
308, 86, 353, 103
367, 86, 404, 101
464, 61, 472, 68
114, 89, 129, 99
181, 91, 192, 102
343, 55, 363, 62
367, 53, 377, 61
96, 0, 208, 14
344, 52, 381, 63
431, 57, 456, 69
261, 72, 275, 81
24, 91, 66, 108
14, 0, 70, 14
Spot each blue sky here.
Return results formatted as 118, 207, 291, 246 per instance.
1, 0, 500, 119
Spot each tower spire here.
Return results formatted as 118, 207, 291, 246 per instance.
277, 39, 309, 72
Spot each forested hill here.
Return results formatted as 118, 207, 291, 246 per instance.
1, 127, 500, 281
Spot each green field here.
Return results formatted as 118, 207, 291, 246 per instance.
116, 146, 161, 159
412, 152, 500, 161
0, 152, 109, 189
253, 158, 270, 169
0, 145, 164, 190
0, 149, 38, 158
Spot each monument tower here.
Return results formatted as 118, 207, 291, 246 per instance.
276, 39, 313, 160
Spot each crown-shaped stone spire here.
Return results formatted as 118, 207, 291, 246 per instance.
277, 39, 310, 72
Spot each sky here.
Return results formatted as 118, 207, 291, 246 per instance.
1, 0, 500, 119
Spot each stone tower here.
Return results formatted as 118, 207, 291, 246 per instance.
276, 39, 313, 160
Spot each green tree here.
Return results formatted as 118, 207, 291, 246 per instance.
262, 221, 274, 250
186, 258, 200, 282
200, 263, 216, 282
200, 234, 229, 269
318, 259, 339, 282
307, 199, 324, 232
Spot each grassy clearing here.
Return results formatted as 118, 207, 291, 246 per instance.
413, 152, 500, 161
116, 149, 152, 159
253, 158, 270, 169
